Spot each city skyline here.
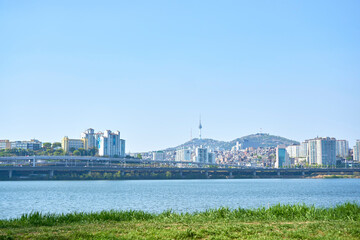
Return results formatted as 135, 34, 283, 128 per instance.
1, 127, 359, 154
1, 0, 359, 152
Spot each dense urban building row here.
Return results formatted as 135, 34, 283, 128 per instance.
0, 128, 126, 158
1, 129, 360, 168
0, 139, 42, 151
140, 138, 360, 169
151, 146, 216, 164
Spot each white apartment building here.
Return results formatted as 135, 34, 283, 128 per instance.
98, 130, 122, 157
195, 147, 208, 163
307, 137, 336, 166
175, 149, 192, 162
336, 140, 349, 158
286, 145, 300, 158
299, 141, 308, 158
81, 128, 96, 149
354, 140, 360, 161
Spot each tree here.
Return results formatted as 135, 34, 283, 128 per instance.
137, 154, 142, 159
88, 148, 98, 156
114, 171, 122, 179
165, 171, 172, 178
52, 142, 62, 148
73, 150, 81, 156
104, 172, 113, 179
54, 149, 65, 156
78, 148, 86, 156
43, 142, 52, 149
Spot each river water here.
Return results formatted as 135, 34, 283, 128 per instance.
1, 179, 360, 219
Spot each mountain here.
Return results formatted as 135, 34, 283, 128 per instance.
164, 133, 299, 151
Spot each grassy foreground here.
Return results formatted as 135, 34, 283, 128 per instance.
1, 203, 360, 239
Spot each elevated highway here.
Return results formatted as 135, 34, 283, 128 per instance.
0, 156, 359, 179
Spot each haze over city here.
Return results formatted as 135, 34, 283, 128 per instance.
1, 0, 359, 152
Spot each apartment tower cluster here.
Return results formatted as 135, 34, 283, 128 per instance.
276, 137, 358, 168
62, 128, 126, 157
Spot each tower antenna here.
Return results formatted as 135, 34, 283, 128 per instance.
199, 115, 202, 139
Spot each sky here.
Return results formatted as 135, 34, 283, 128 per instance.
0, 0, 359, 152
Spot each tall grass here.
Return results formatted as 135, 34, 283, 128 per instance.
1, 203, 359, 228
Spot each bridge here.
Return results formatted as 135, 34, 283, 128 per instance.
0, 156, 359, 179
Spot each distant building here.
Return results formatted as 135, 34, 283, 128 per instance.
354, 140, 360, 161
10, 141, 27, 149
306, 137, 336, 166
299, 141, 308, 158
286, 145, 300, 158
336, 140, 349, 158
81, 128, 96, 149
195, 146, 208, 163
175, 149, 192, 162
0, 140, 11, 150
61, 137, 86, 153
231, 141, 242, 152
26, 139, 42, 150
8, 139, 42, 150
98, 130, 122, 157
153, 151, 165, 161
208, 151, 216, 164
63, 128, 125, 157
120, 139, 126, 157
275, 145, 290, 168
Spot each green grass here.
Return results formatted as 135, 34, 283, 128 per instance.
1, 203, 360, 239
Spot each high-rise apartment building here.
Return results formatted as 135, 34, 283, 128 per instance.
195, 147, 208, 163
336, 140, 349, 158
62, 129, 125, 157
354, 140, 360, 161
208, 152, 216, 164
175, 149, 192, 162
286, 145, 300, 158
81, 128, 96, 149
306, 137, 336, 166
120, 139, 126, 157
299, 142, 308, 158
275, 145, 290, 168
98, 130, 122, 157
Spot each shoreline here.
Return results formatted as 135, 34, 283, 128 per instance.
1, 174, 360, 181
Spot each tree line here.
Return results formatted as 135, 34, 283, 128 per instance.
0, 142, 98, 157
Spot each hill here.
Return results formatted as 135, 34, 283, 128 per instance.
165, 133, 299, 151
229, 133, 299, 149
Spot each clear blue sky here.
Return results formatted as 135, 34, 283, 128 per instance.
1, 0, 359, 152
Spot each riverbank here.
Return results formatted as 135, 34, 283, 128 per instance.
1, 203, 359, 239
308, 174, 360, 179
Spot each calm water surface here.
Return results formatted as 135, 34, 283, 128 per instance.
1, 179, 360, 219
